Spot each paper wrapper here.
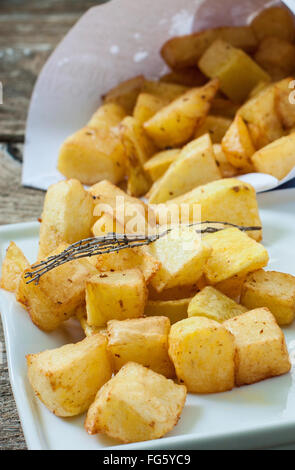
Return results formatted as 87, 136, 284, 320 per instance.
23, 0, 295, 193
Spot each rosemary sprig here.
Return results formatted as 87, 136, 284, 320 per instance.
25, 222, 261, 285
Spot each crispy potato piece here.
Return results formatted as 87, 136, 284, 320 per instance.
27, 334, 112, 417
143, 80, 188, 101
133, 93, 169, 125
17, 244, 97, 331
0, 242, 29, 292
188, 286, 246, 322
107, 316, 175, 377
149, 226, 211, 292
241, 270, 295, 326
102, 75, 145, 113
254, 37, 295, 81
145, 298, 191, 324
213, 144, 238, 178
239, 83, 284, 149
274, 77, 295, 130
198, 39, 270, 103
204, 227, 269, 284
215, 274, 246, 302
194, 115, 232, 143
89, 180, 151, 232
210, 98, 239, 119
148, 281, 203, 301
156, 179, 262, 241
144, 80, 219, 149
38, 179, 94, 260
161, 26, 257, 69
86, 269, 147, 327
251, 6, 295, 42
248, 80, 269, 99
169, 316, 235, 393
88, 102, 126, 129
76, 305, 107, 337
251, 132, 295, 180
119, 117, 153, 197
148, 134, 221, 204
224, 308, 291, 386
58, 126, 126, 186
160, 67, 207, 87
221, 114, 255, 171
85, 362, 186, 442
144, 149, 180, 182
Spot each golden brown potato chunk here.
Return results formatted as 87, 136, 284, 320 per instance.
194, 115, 232, 143
85, 362, 186, 443
224, 308, 291, 386
148, 134, 221, 204
144, 80, 219, 149
27, 334, 112, 417
241, 270, 295, 326
198, 40, 270, 103
88, 102, 126, 129
102, 75, 145, 113
86, 268, 147, 327
145, 298, 191, 324
18, 244, 97, 331
254, 37, 295, 81
107, 316, 175, 377
160, 67, 207, 87
188, 286, 247, 322
204, 227, 269, 284
213, 144, 238, 178
144, 149, 180, 182
251, 132, 295, 180
38, 179, 94, 260
0, 242, 29, 293
222, 114, 255, 172
133, 93, 169, 125
251, 7, 295, 42
169, 316, 235, 393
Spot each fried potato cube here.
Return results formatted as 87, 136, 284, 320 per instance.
145, 298, 191, 324
188, 286, 246, 323
107, 316, 174, 377
0, 242, 29, 292
161, 27, 257, 69
221, 114, 255, 171
148, 282, 202, 301
224, 308, 291, 386
169, 316, 235, 393
27, 334, 112, 417
88, 102, 126, 129
17, 245, 98, 331
149, 226, 211, 293
241, 270, 295, 326
194, 115, 232, 143
239, 84, 284, 149
160, 179, 262, 241
38, 179, 94, 260
213, 144, 238, 178
133, 93, 169, 125
254, 37, 295, 81
57, 126, 126, 186
144, 80, 219, 149
160, 67, 207, 87
86, 269, 147, 327
102, 75, 145, 113
144, 149, 180, 182
251, 132, 295, 180
143, 80, 188, 101
198, 39, 270, 103
251, 6, 295, 42
85, 362, 186, 442
148, 134, 221, 204
89, 179, 151, 232
204, 227, 269, 284
274, 77, 295, 130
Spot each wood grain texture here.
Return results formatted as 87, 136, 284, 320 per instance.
0, 0, 105, 450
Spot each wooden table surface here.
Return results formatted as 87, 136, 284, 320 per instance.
0, 0, 105, 450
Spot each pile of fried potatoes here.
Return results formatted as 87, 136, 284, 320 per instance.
1, 6, 295, 445
58, 5, 295, 200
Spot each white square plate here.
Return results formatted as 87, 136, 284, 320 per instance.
1, 189, 295, 450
